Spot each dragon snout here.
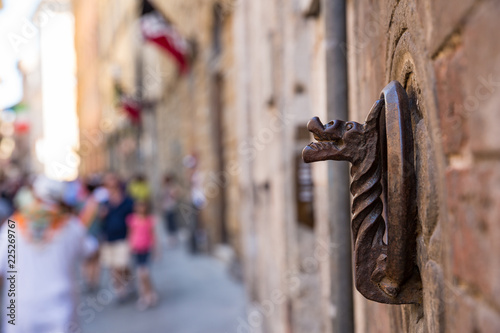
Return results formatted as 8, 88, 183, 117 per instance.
307, 117, 344, 142
303, 116, 346, 164
307, 117, 324, 136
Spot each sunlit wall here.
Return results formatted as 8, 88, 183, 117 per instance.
39, 6, 79, 181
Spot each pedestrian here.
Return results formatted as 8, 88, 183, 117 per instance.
183, 154, 207, 254
0, 175, 97, 333
0, 193, 12, 226
127, 173, 151, 202
99, 173, 134, 302
161, 173, 181, 247
79, 176, 109, 292
127, 200, 158, 310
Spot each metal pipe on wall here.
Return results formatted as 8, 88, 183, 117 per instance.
135, 43, 144, 171
322, 0, 354, 332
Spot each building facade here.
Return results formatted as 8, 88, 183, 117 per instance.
74, 0, 244, 259
74, 0, 138, 177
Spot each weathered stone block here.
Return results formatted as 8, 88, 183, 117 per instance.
433, 44, 467, 155
446, 292, 476, 333
460, 0, 500, 154
422, 260, 445, 333
416, 0, 475, 56
446, 162, 500, 309
477, 301, 500, 333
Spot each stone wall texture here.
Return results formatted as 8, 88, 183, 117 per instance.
347, 0, 500, 332
232, 1, 330, 332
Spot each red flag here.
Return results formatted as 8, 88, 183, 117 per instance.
141, 0, 189, 73
114, 84, 142, 123
120, 95, 142, 124
14, 121, 30, 134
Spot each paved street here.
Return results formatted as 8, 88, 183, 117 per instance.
81, 235, 247, 333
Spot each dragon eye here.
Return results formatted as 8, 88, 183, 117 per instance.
346, 123, 353, 131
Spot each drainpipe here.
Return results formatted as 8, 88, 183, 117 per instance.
322, 0, 354, 332
135, 38, 144, 173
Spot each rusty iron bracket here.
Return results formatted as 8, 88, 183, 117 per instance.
303, 81, 422, 304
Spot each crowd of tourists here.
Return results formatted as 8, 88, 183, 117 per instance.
0, 171, 185, 333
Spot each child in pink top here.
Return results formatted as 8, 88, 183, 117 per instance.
126, 200, 158, 309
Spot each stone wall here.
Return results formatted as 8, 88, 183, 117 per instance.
233, 0, 330, 331
347, 0, 500, 332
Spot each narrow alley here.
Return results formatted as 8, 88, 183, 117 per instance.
82, 231, 247, 333
1, 0, 500, 332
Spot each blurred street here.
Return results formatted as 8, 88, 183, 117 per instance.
82, 230, 246, 333
1, 0, 500, 331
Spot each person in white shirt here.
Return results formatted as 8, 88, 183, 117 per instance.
0, 176, 97, 333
